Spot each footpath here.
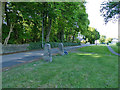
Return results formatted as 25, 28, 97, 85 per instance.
107, 45, 120, 56
1, 44, 92, 69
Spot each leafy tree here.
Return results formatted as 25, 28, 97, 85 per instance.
99, 35, 106, 44
106, 37, 113, 43
2, 2, 43, 44
83, 27, 100, 44
2, 2, 90, 44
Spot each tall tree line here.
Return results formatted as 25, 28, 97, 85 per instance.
2, 2, 90, 44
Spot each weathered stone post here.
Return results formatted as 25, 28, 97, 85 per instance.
43, 43, 52, 62
58, 43, 64, 55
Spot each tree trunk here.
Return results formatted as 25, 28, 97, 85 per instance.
72, 33, 75, 42
66, 31, 69, 42
46, 17, 52, 42
44, 13, 48, 40
61, 29, 64, 42
4, 23, 14, 45
42, 13, 45, 48
68, 29, 71, 42
69, 34, 71, 42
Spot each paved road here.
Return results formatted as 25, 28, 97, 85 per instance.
107, 45, 120, 56
1, 44, 92, 68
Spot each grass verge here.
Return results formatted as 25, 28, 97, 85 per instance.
2, 45, 118, 88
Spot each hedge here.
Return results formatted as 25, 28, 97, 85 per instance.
27, 42, 80, 50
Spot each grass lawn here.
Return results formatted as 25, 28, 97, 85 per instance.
109, 44, 119, 53
2, 45, 118, 88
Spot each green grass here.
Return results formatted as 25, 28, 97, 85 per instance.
78, 45, 114, 55
2, 45, 118, 88
109, 44, 119, 53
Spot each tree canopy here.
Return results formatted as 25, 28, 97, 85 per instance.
99, 35, 106, 44
83, 27, 100, 44
2, 2, 99, 45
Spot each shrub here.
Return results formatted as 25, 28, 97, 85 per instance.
27, 41, 45, 50
116, 42, 120, 46
28, 42, 80, 50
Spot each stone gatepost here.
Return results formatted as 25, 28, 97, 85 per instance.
43, 43, 52, 62
58, 43, 64, 55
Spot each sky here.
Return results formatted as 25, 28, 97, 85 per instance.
85, 0, 118, 39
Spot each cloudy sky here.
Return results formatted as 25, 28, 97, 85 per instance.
85, 0, 118, 38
